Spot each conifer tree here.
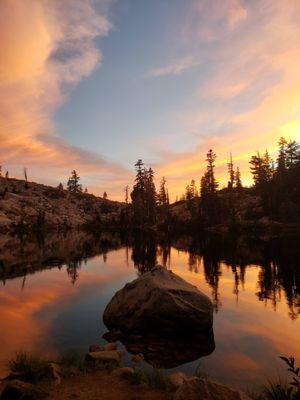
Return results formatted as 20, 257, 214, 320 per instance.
250, 151, 273, 188
103, 191, 108, 199
124, 185, 129, 204
227, 153, 235, 189
201, 149, 218, 195
131, 160, 157, 225
286, 140, 299, 168
276, 137, 287, 175
67, 170, 82, 193
235, 167, 243, 190
158, 177, 168, 206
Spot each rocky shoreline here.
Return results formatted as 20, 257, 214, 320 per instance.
0, 341, 252, 400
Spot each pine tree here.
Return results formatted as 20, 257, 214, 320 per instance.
227, 153, 235, 189
199, 149, 220, 226
276, 137, 287, 175
201, 149, 218, 195
58, 182, 64, 190
103, 191, 108, 199
250, 151, 273, 188
131, 160, 157, 225
286, 140, 299, 169
158, 177, 168, 206
124, 185, 129, 204
67, 170, 82, 193
235, 167, 242, 190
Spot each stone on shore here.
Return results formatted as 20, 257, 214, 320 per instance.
173, 378, 252, 400
86, 350, 122, 363
168, 372, 188, 390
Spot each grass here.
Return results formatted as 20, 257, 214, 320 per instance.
7, 351, 49, 382
248, 379, 299, 400
57, 349, 87, 376
194, 362, 210, 380
126, 368, 167, 390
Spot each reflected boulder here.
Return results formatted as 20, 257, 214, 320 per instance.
103, 265, 215, 368
103, 327, 215, 368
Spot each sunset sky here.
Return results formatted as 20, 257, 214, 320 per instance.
1, 0, 300, 200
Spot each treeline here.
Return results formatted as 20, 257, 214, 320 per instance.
125, 137, 300, 230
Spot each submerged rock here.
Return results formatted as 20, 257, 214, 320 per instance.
174, 378, 252, 400
103, 265, 215, 368
103, 265, 213, 334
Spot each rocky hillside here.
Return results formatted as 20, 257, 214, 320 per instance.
0, 177, 124, 233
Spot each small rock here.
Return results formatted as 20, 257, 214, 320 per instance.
168, 372, 187, 389
174, 378, 252, 400
102, 342, 117, 351
131, 353, 144, 363
89, 344, 102, 352
112, 367, 135, 378
41, 362, 61, 385
86, 350, 121, 363
0, 380, 47, 400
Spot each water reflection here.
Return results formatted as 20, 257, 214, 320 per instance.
0, 231, 299, 386
128, 233, 300, 320
104, 329, 215, 368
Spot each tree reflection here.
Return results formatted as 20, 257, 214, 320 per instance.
0, 231, 299, 320
128, 232, 299, 320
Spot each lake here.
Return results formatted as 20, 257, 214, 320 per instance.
0, 231, 299, 389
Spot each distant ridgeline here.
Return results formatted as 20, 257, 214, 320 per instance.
0, 137, 299, 234
0, 173, 124, 233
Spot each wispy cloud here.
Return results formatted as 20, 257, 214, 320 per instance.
153, 0, 300, 199
149, 56, 200, 77
0, 0, 129, 196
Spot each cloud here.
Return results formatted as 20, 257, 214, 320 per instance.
149, 56, 200, 77
0, 0, 129, 196
153, 0, 300, 199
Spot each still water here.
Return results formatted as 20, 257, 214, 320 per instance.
0, 231, 299, 388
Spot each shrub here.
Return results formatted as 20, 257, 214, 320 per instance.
7, 351, 48, 382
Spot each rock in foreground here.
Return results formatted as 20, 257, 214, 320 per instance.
103, 265, 213, 334
103, 265, 215, 367
174, 378, 252, 400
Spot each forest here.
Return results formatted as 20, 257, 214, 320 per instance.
121, 137, 300, 232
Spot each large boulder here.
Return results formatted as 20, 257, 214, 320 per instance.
103, 265, 213, 334
174, 378, 252, 400
103, 266, 215, 368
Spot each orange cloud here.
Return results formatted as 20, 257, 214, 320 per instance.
154, 0, 300, 200
0, 0, 129, 197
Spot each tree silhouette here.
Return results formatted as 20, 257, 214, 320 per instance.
158, 177, 168, 206
235, 167, 242, 190
131, 160, 157, 225
67, 170, 82, 193
227, 153, 235, 189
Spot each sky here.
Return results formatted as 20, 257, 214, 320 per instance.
1, 0, 300, 200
